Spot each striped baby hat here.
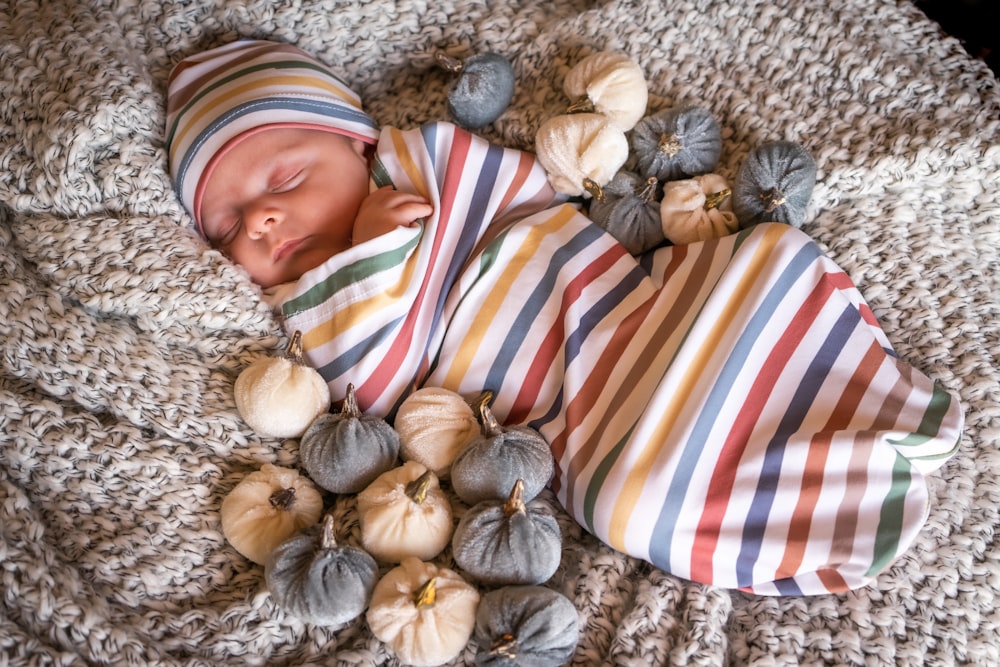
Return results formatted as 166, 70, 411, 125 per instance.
165, 39, 380, 234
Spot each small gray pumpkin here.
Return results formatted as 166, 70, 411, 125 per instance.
588, 170, 665, 254
450, 399, 554, 505
473, 585, 580, 667
264, 515, 378, 626
452, 479, 562, 586
437, 51, 516, 129
732, 140, 816, 228
299, 383, 400, 494
630, 105, 722, 181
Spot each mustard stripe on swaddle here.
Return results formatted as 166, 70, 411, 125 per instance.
278, 121, 963, 595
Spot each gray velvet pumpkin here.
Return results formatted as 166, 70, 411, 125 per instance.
588, 170, 665, 254
450, 400, 554, 505
473, 585, 580, 667
299, 383, 400, 494
452, 479, 562, 586
264, 515, 378, 626
437, 51, 516, 130
732, 140, 816, 228
630, 105, 722, 181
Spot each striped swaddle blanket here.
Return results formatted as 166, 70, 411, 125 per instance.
278, 121, 963, 595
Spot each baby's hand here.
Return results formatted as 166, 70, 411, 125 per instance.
352, 186, 434, 245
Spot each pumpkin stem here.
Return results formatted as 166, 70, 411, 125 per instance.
405, 469, 434, 504
703, 188, 732, 210
467, 390, 494, 415
341, 383, 362, 419
638, 176, 658, 204
502, 479, 527, 516
286, 330, 305, 365
478, 401, 503, 438
413, 577, 437, 608
759, 188, 787, 212
490, 633, 519, 659
658, 133, 683, 158
320, 514, 338, 550
434, 51, 464, 73
582, 177, 606, 202
268, 486, 296, 511
566, 95, 595, 114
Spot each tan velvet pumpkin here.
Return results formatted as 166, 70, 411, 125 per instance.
393, 387, 483, 478
659, 173, 739, 245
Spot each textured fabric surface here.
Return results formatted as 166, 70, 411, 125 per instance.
1, 0, 998, 664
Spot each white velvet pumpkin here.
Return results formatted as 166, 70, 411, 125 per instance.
535, 113, 629, 198
659, 173, 739, 245
367, 557, 480, 667
233, 331, 331, 439
563, 51, 648, 131
357, 461, 454, 563
219, 463, 324, 565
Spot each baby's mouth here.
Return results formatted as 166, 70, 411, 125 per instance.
273, 237, 306, 262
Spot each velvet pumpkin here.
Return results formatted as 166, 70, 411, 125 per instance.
630, 105, 723, 181
534, 113, 629, 199
233, 330, 331, 439
264, 515, 379, 626
436, 51, 516, 130
394, 387, 484, 478
732, 140, 817, 228
367, 557, 480, 667
299, 383, 400, 494
219, 463, 325, 565
588, 170, 665, 254
356, 461, 454, 563
450, 400, 554, 505
451, 479, 562, 586
563, 50, 648, 131
660, 173, 740, 245
473, 585, 580, 667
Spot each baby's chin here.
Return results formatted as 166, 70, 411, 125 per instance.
255, 245, 338, 288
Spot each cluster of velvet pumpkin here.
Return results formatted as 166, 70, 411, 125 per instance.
532, 50, 818, 254
222, 342, 579, 666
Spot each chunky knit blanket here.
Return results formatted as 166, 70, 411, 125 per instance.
2, 0, 998, 664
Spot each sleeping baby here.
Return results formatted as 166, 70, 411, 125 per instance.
166, 39, 963, 595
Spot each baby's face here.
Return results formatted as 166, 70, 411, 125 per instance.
199, 127, 370, 287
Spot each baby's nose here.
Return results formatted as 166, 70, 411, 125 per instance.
245, 206, 284, 239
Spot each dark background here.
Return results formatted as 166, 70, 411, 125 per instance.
913, 0, 998, 76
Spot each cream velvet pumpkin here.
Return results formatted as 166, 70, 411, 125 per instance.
535, 113, 629, 199
366, 557, 480, 667
219, 463, 324, 565
562, 50, 648, 131
233, 331, 331, 439
357, 461, 454, 563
